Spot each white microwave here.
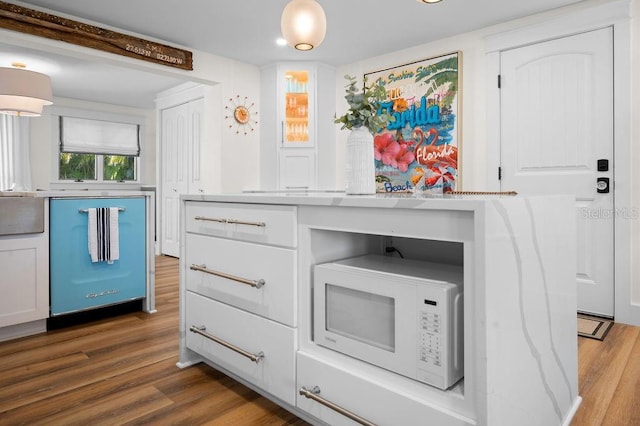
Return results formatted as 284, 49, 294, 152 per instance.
313, 255, 464, 390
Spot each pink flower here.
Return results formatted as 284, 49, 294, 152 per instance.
374, 133, 415, 172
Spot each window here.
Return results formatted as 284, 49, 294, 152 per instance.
58, 153, 137, 181
104, 155, 136, 181
59, 153, 95, 181
57, 115, 140, 182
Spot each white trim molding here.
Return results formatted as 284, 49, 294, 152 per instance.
485, 0, 639, 325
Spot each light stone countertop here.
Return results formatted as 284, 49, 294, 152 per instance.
181, 190, 554, 211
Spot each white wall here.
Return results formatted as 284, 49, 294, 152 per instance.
218, 64, 262, 193
156, 49, 261, 193
1, 18, 262, 193
336, 0, 640, 325
153, 60, 261, 195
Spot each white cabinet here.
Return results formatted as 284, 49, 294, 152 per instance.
158, 89, 204, 257
0, 201, 49, 341
180, 201, 299, 405
260, 63, 336, 191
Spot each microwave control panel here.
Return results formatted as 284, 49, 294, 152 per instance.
419, 310, 442, 368
416, 284, 464, 390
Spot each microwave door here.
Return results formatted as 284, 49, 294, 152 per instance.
313, 269, 418, 381
325, 284, 395, 352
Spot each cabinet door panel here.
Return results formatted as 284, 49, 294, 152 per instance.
279, 150, 316, 191
282, 68, 314, 147
0, 237, 48, 327
186, 292, 296, 405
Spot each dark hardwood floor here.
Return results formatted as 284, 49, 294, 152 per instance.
0, 255, 638, 425
0, 256, 306, 425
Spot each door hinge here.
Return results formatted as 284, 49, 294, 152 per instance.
498, 166, 502, 180
497, 74, 501, 89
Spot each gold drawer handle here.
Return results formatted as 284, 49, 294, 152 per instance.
194, 216, 266, 227
190, 325, 264, 364
190, 264, 265, 289
194, 215, 226, 224
226, 218, 266, 227
299, 386, 377, 426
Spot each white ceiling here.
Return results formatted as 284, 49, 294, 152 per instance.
1, 0, 586, 108
0, 42, 187, 109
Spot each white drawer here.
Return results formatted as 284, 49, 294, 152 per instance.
186, 291, 296, 406
185, 233, 296, 326
296, 352, 473, 426
185, 202, 297, 248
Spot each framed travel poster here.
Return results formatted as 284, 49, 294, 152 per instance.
365, 51, 461, 193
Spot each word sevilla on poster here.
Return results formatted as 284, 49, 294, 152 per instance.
365, 52, 461, 193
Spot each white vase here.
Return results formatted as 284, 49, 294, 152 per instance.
345, 126, 376, 194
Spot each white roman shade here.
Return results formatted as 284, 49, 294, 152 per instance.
60, 116, 140, 156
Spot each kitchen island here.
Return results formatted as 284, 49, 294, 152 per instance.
178, 192, 578, 426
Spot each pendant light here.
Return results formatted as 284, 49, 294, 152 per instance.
280, 0, 327, 51
0, 63, 53, 117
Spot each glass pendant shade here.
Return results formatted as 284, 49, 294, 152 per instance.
0, 67, 53, 117
281, 0, 327, 51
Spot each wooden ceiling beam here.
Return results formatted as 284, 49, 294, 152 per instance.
0, 1, 193, 71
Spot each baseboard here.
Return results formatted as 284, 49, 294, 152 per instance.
562, 396, 583, 426
615, 302, 640, 327
176, 360, 201, 369
0, 319, 46, 342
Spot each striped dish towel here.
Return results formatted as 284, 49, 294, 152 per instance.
88, 207, 120, 263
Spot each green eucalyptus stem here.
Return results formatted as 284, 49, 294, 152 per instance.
334, 74, 393, 134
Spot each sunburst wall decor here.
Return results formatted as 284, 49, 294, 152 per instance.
225, 95, 258, 135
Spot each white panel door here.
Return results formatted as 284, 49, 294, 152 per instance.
161, 103, 188, 257
187, 98, 204, 193
500, 28, 614, 316
279, 149, 316, 190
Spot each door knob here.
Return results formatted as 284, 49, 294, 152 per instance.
597, 177, 610, 193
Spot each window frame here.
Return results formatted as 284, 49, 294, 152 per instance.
50, 106, 145, 189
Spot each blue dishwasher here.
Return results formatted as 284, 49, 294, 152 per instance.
50, 197, 146, 316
